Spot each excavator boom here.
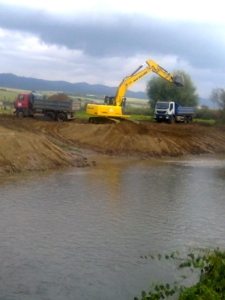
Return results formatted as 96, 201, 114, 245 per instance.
145, 60, 183, 87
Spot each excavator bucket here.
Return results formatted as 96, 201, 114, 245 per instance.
173, 75, 184, 87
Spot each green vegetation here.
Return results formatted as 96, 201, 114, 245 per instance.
195, 107, 219, 120
195, 106, 225, 125
210, 89, 225, 123
75, 110, 90, 120
0, 88, 25, 114
211, 89, 225, 110
129, 114, 153, 122
0, 88, 20, 102
194, 119, 216, 126
135, 249, 225, 300
125, 105, 150, 116
0, 88, 17, 113
146, 71, 199, 108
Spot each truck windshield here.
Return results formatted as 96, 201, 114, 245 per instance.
155, 102, 169, 109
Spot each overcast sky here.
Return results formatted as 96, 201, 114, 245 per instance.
0, 0, 224, 98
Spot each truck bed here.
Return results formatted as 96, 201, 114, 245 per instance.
176, 106, 195, 115
33, 98, 81, 112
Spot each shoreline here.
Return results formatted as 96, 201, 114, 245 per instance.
1, 117, 225, 177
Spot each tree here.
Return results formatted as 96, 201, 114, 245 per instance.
211, 88, 225, 109
210, 88, 225, 122
146, 70, 199, 109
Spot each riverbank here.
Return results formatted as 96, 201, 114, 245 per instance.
1, 116, 225, 175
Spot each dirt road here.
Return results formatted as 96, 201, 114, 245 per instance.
1, 116, 225, 174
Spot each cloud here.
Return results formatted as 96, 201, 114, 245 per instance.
0, 3, 224, 71
0, 3, 224, 99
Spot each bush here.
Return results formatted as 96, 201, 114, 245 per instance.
135, 249, 225, 300
195, 108, 220, 120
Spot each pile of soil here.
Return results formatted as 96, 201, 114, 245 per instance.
0, 117, 88, 175
1, 116, 225, 175
47, 93, 72, 101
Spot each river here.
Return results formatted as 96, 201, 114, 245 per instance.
0, 155, 225, 299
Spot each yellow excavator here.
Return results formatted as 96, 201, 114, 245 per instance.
86, 59, 183, 123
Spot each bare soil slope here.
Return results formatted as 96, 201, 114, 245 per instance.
60, 121, 225, 157
1, 116, 225, 174
0, 117, 88, 174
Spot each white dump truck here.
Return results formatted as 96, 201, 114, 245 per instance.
154, 101, 195, 124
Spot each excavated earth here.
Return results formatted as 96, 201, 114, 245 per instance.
1, 115, 225, 175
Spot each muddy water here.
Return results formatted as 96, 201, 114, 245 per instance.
0, 155, 225, 300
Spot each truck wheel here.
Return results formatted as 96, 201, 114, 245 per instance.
184, 117, 188, 124
46, 112, 55, 120
169, 116, 175, 124
57, 112, 67, 122
16, 111, 24, 118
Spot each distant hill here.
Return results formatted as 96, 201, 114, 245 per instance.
0, 73, 147, 99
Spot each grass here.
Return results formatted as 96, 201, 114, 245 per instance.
0, 108, 14, 115
194, 118, 216, 126
75, 110, 90, 120
129, 114, 153, 122
0, 88, 26, 102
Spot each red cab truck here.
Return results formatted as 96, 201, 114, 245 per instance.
14, 92, 81, 121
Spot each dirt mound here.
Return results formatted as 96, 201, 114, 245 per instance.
0, 117, 88, 175
60, 122, 225, 156
1, 116, 225, 175
48, 93, 71, 101
52, 121, 225, 157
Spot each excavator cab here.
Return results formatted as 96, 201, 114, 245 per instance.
104, 96, 115, 105
173, 75, 184, 87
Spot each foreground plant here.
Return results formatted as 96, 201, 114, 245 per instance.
134, 249, 225, 300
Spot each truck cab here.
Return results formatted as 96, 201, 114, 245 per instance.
14, 93, 34, 117
154, 101, 175, 123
